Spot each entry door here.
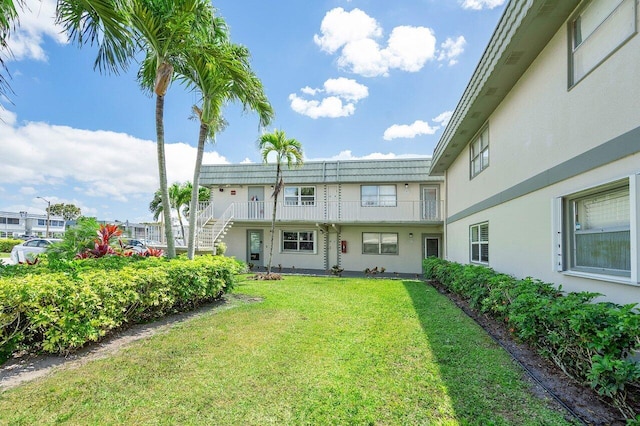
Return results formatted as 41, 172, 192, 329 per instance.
248, 187, 265, 219
422, 186, 439, 220
247, 230, 264, 267
424, 236, 440, 258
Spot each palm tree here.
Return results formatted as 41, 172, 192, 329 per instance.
180, 39, 274, 259
131, 0, 217, 258
258, 130, 303, 274
149, 181, 207, 244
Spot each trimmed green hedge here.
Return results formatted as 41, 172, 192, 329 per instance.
0, 255, 244, 362
0, 238, 22, 253
424, 257, 640, 418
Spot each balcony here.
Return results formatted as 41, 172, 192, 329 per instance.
227, 200, 444, 224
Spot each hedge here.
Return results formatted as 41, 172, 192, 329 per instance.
423, 257, 640, 419
0, 255, 245, 363
0, 238, 22, 253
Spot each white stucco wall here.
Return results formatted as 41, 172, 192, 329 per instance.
444, 7, 640, 305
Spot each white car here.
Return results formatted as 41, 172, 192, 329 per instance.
10, 238, 62, 263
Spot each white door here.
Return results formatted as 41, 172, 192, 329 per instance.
327, 185, 339, 221
422, 186, 439, 220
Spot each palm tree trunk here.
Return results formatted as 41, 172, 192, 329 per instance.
156, 93, 176, 258
187, 123, 208, 260
267, 165, 281, 274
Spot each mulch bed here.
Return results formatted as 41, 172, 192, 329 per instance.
426, 279, 633, 426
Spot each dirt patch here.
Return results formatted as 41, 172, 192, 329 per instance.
426, 280, 630, 425
0, 294, 262, 391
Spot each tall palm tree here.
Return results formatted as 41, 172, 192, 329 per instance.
180, 39, 274, 259
258, 130, 303, 274
132, 0, 216, 258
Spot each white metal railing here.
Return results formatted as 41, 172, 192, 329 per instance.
232, 200, 443, 223
211, 204, 235, 244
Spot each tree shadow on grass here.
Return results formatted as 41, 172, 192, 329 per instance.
402, 280, 577, 425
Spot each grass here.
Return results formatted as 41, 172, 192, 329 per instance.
0, 253, 9, 258
0, 276, 574, 425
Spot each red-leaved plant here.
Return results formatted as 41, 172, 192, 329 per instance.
75, 224, 164, 259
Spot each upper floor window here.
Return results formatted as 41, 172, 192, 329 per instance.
361, 185, 397, 207
284, 186, 315, 206
564, 181, 630, 277
570, 0, 636, 86
282, 230, 315, 252
470, 222, 489, 264
470, 127, 489, 179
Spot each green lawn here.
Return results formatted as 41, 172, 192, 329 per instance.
0, 276, 574, 425
0, 253, 9, 258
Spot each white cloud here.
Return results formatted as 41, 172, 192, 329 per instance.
437, 36, 466, 66
289, 77, 368, 119
315, 8, 438, 77
0, 110, 229, 202
289, 94, 355, 119
240, 157, 253, 164
433, 110, 453, 127
313, 8, 382, 54
383, 120, 439, 141
6, 0, 68, 62
308, 150, 429, 162
19, 186, 37, 195
460, 0, 506, 10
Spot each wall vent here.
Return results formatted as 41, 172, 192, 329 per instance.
504, 51, 524, 65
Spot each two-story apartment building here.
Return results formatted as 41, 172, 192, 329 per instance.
430, 0, 640, 304
199, 159, 443, 274
0, 211, 65, 238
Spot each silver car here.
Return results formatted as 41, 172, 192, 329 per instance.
10, 238, 62, 263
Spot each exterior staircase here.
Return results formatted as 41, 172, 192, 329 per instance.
193, 203, 234, 252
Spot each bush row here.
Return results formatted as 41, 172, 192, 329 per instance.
0, 255, 245, 363
0, 238, 22, 253
423, 257, 640, 418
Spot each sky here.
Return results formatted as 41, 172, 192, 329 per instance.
0, 0, 507, 223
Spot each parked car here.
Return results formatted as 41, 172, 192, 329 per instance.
119, 238, 147, 253
10, 238, 62, 263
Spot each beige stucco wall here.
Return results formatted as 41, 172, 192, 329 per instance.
444, 8, 640, 305
447, 12, 640, 216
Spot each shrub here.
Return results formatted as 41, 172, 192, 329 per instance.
0, 238, 22, 253
423, 257, 640, 418
0, 255, 243, 362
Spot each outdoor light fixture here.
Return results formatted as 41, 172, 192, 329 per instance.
405, 183, 409, 191
409, 232, 414, 238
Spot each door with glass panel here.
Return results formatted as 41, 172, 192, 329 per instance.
423, 236, 440, 258
422, 185, 439, 221
247, 230, 264, 267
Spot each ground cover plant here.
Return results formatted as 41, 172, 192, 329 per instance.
0, 276, 574, 425
423, 257, 640, 421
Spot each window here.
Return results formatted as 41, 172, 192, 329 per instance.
284, 187, 315, 206
470, 222, 489, 264
565, 182, 630, 277
363, 233, 398, 255
570, 0, 636, 86
470, 127, 489, 178
7, 218, 19, 225
361, 185, 397, 207
282, 231, 315, 252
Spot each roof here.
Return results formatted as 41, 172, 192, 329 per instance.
429, 0, 580, 175
199, 158, 440, 186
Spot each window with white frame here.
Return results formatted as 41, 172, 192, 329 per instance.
361, 185, 397, 207
470, 222, 489, 264
570, 0, 636, 86
282, 230, 315, 252
284, 186, 315, 206
362, 232, 398, 255
470, 127, 489, 178
564, 181, 630, 277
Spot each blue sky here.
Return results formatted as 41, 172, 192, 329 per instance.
0, 0, 506, 223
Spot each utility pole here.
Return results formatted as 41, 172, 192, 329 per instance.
37, 197, 51, 238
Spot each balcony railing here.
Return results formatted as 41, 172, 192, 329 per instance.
230, 200, 443, 223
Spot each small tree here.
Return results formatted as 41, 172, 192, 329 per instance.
47, 203, 82, 221
258, 130, 303, 274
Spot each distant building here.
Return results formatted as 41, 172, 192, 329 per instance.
0, 211, 65, 238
